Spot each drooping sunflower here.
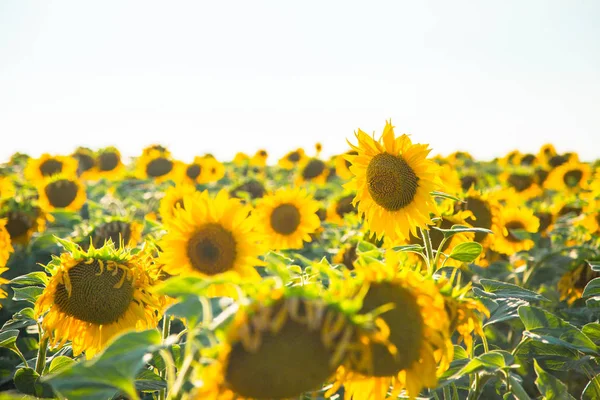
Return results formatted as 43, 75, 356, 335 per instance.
193, 286, 358, 400
0, 219, 14, 305
0, 176, 16, 201
71, 147, 96, 176
158, 189, 264, 280
335, 151, 358, 180
37, 174, 87, 213
34, 240, 165, 358
327, 192, 358, 225
253, 187, 321, 250
24, 154, 78, 183
0, 200, 46, 246
558, 262, 599, 305
332, 252, 453, 399
345, 120, 440, 241
80, 218, 143, 250
297, 158, 330, 185
278, 148, 307, 170
158, 184, 201, 221
84, 147, 126, 181
491, 207, 540, 255
136, 149, 179, 182
545, 161, 592, 193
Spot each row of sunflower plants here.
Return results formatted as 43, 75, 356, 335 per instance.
0, 121, 599, 399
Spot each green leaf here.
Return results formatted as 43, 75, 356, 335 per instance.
14, 368, 54, 398
0, 330, 19, 348
431, 191, 464, 203
357, 240, 379, 253
12, 286, 44, 304
533, 360, 575, 400
582, 375, 600, 400
435, 224, 494, 239
583, 323, 600, 345
44, 329, 163, 400
456, 350, 514, 376
448, 242, 483, 262
10, 272, 49, 286
391, 244, 424, 253
2, 307, 36, 330
479, 279, 547, 302
135, 369, 166, 392
518, 306, 598, 354
582, 278, 600, 298
453, 345, 469, 360
154, 276, 209, 297
508, 374, 531, 400
47, 356, 75, 374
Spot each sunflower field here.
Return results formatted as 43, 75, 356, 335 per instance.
0, 121, 599, 400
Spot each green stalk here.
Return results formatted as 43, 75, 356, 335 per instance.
35, 335, 48, 375
420, 228, 435, 275
432, 236, 450, 271
159, 316, 172, 400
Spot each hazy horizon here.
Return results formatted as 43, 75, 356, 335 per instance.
1, 1, 599, 163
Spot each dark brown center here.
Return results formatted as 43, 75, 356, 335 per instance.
302, 159, 326, 180
270, 204, 301, 235
186, 224, 237, 275
367, 153, 419, 211
146, 158, 173, 178
44, 179, 79, 208
39, 159, 63, 177
98, 152, 120, 172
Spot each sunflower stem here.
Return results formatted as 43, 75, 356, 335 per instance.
433, 236, 450, 270
420, 228, 435, 274
35, 334, 48, 375
159, 316, 172, 400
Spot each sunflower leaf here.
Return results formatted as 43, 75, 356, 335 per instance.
436, 224, 494, 239
479, 279, 547, 302
1, 307, 36, 331
431, 191, 464, 203
582, 374, 600, 400
12, 286, 44, 304
582, 278, 600, 298
10, 272, 49, 286
0, 329, 19, 348
448, 242, 483, 262
533, 359, 575, 400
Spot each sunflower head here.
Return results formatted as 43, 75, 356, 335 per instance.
333, 151, 358, 180
558, 263, 599, 305
159, 184, 201, 221
0, 219, 14, 268
249, 150, 268, 167
254, 187, 321, 250
492, 207, 540, 255
158, 189, 264, 283
297, 158, 330, 185
142, 144, 171, 158
24, 154, 78, 183
83, 147, 125, 180
229, 179, 266, 201
0, 176, 16, 202
345, 121, 440, 241
0, 199, 46, 246
454, 188, 499, 245
71, 147, 96, 176
326, 192, 358, 225
333, 243, 358, 270
34, 239, 164, 358
545, 161, 592, 192
37, 174, 87, 213
278, 148, 306, 169
136, 149, 179, 182
198, 156, 225, 184
81, 218, 143, 250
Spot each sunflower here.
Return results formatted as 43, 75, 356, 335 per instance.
454, 188, 499, 246
249, 150, 268, 167
576, 199, 600, 241
37, 174, 87, 213
545, 161, 592, 193
34, 240, 164, 358
297, 158, 330, 185
333, 243, 358, 270
232, 152, 250, 166
558, 263, 599, 305
158, 184, 201, 221
0, 219, 14, 305
0, 176, 16, 201
519, 153, 537, 166
538, 143, 557, 164
24, 154, 78, 183
327, 193, 358, 225
229, 179, 267, 201
501, 170, 543, 200
253, 187, 321, 250
0, 201, 46, 246
135, 149, 179, 182
194, 289, 357, 399
491, 207, 539, 255
499, 150, 522, 167
200, 156, 226, 184
142, 144, 171, 157
278, 148, 306, 170
446, 151, 474, 167
335, 151, 358, 180
71, 147, 96, 176
158, 189, 263, 281
438, 164, 462, 195
345, 120, 440, 241
332, 252, 452, 399
81, 218, 143, 250
84, 147, 126, 181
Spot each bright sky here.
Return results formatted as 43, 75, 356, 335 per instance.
1, 1, 599, 163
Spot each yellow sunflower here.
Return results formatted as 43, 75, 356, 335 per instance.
499, 150, 522, 167
81, 219, 143, 250
333, 243, 358, 270
34, 240, 165, 358
345, 120, 440, 241
538, 143, 557, 164
229, 179, 267, 201
232, 152, 250, 166
335, 151, 358, 180
278, 148, 306, 170
454, 188, 499, 247
253, 187, 321, 250
158, 189, 264, 280
438, 164, 462, 195
545, 161, 592, 193
0, 176, 16, 201
135, 149, 179, 182
249, 150, 268, 167
332, 252, 453, 400
24, 154, 78, 183
501, 170, 543, 200
558, 263, 599, 305
491, 207, 539, 255
446, 151, 474, 167
83, 147, 126, 181
296, 158, 330, 185
158, 184, 200, 221
37, 174, 87, 213
71, 147, 96, 176
0, 219, 14, 305
0, 202, 46, 246
327, 193, 358, 225
199, 156, 226, 184
142, 144, 171, 157
194, 287, 359, 400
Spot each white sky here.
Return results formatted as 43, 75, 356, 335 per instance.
1, 1, 599, 163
